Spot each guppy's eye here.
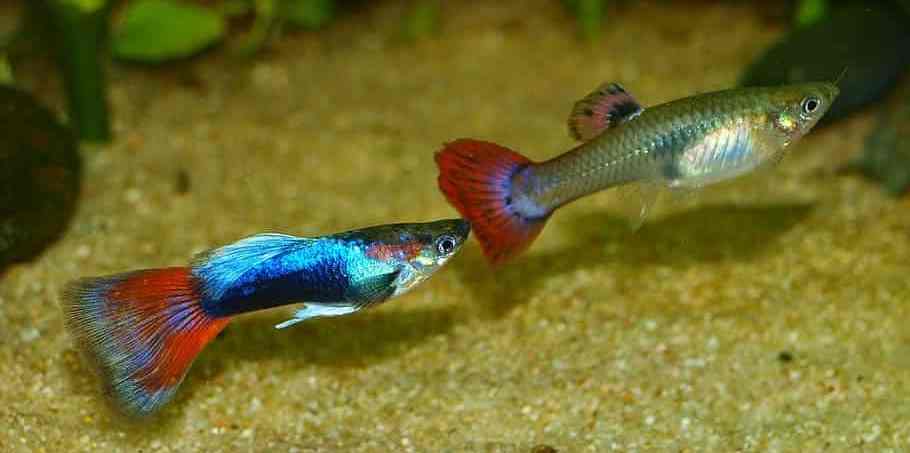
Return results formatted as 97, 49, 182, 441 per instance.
801, 96, 821, 115
436, 235, 457, 255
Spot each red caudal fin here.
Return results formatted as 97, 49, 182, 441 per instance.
435, 139, 550, 265
61, 267, 229, 417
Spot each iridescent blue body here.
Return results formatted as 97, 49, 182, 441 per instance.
194, 220, 471, 327
199, 237, 391, 317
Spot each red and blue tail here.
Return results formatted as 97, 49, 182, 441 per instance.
435, 139, 550, 265
62, 267, 229, 417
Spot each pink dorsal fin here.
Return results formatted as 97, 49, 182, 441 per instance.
568, 82, 643, 141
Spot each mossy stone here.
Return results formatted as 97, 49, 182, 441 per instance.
853, 91, 910, 196
0, 86, 81, 269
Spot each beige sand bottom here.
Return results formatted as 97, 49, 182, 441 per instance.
2, 1, 909, 451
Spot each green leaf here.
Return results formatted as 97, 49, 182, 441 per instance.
112, 0, 225, 62
0, 54, 14, 85
795, 0, 828, 28
282, 0, 335, 29
402, 0, 439, 41
561, 0, 605, 40
576, 0, 603, 40
234, 0, 278, 56
58, 0, 107, 13
219, 0, 254, 17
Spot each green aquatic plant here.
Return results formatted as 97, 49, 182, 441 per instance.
10, 0, 341, 141
794, 0, 828, 27
112, 0, 226, 62
43, 0, 112, 142
562, 0, 605, 40
10, 0, 452, 143
0, 54, 14, 86
283, 0, 336, 29
231, 0, 337, 55
108, 0, 338, 60
402, 0, 440, 41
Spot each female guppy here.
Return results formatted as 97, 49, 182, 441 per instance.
436, 82, 838, 264
62, 219, 469, 416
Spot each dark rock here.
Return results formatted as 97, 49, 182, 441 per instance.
849, 85, 910, 195
739, 2, 910, 125
0, 85, 81, 270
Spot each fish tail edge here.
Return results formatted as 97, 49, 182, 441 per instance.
435, 138, 549, 265
61, 267, 230, 417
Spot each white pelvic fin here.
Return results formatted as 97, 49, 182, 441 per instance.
274, 303, 360, 329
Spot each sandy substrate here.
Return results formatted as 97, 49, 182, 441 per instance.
3, 1, 909, 451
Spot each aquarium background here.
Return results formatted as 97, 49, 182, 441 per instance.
2, 1, 910, 450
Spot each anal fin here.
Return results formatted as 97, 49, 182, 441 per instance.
274, 304, 361, 329
274, 270, 400, 330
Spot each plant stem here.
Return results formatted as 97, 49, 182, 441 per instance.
44, 0, 111, 143
402, 0, 440, 41
795, 0, 827, 27
577, 0, 603, 40
0, 54, 14, 85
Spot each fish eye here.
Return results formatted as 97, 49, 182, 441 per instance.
435, 235, 457, 255
801, 96, 821, 115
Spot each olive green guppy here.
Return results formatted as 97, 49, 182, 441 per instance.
436, 81, 839, 264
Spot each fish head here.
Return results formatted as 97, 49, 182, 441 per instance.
361, 219, 470, 296
760, 82, 839, 147
406, 218, 471, 270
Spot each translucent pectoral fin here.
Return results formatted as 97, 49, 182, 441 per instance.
274, 304, 361, 329
611, 181, 662, 231
664, 179, 702, 205
634, 182, 662, 230
347, 270, 400, 303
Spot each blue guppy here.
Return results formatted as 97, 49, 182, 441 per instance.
62, 219, 470, 417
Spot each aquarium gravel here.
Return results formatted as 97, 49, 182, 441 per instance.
2, 1, 909, 451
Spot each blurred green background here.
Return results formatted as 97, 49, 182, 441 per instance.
0, 0, 852, 143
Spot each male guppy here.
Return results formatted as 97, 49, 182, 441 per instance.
62, 219, 469, 417
436, 82, 839, 264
